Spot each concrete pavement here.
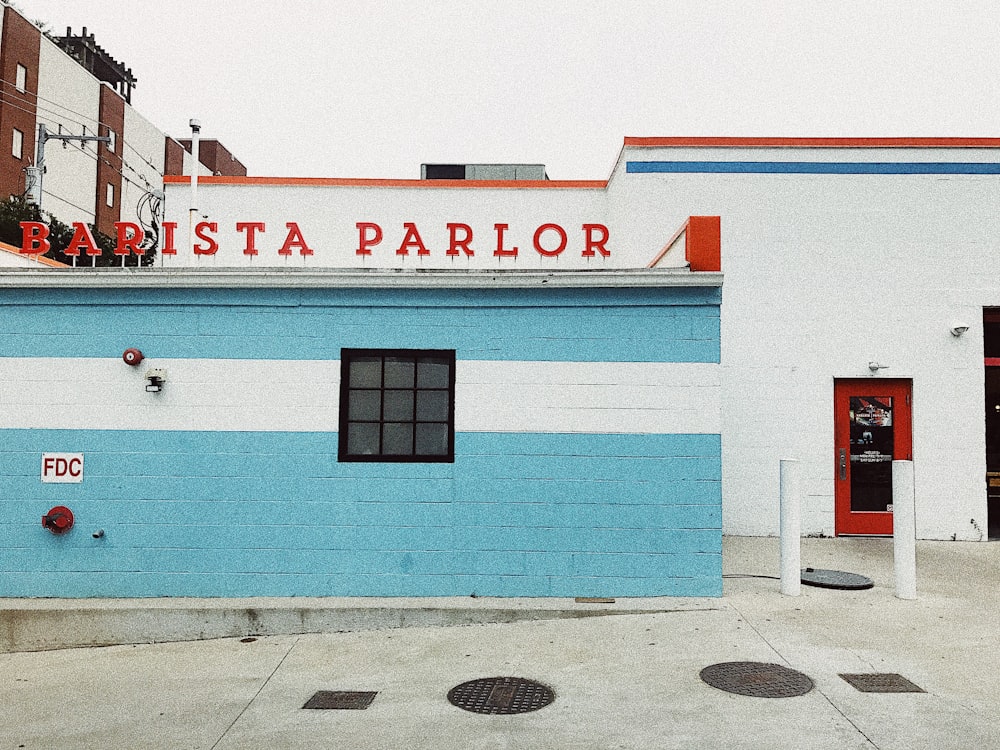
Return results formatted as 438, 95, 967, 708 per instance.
1, 536, 998, 749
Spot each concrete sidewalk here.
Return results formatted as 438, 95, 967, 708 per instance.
1, 536, 997, 749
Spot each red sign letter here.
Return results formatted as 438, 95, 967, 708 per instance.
64, 222, 100, 256
446, 223, 474, 256
237, 222, 267, 256
395, 222, 430, 256
161, 222, 178, 255
582, 223, 610, 257
114, 222, 145, 256
533, 223, 568, 257
356, 222, 383, 255
193, 221, 219, 255
278, 222, 313, 256
19, 221, 49, 254
493, 223, 518, 257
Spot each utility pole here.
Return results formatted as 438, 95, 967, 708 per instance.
25, 123, 111, 212
188, 118, 200, 256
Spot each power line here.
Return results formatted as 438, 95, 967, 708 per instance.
40, 188, 94, 218
0, 89, 165, 189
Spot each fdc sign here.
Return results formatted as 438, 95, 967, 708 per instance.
41, 453, 84, 483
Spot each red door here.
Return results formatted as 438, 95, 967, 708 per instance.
834, 379, 912, 535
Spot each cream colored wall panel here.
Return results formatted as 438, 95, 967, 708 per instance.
35, 43, 100, 225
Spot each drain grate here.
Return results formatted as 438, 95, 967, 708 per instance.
801, 568, 874, 590
447, 677, 555, 714
302, 691, 378, 710
839, 673, 925, 693
700, 662, 814, 698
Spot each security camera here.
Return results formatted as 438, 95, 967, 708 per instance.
950, 324, 970, 337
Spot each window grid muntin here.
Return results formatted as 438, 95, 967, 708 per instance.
339, 349, 455, 462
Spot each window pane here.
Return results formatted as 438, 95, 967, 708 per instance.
416, 390, 450, 420
382, 423, 413, 455
383, 389, 414, 421
417, 358, 450, 388
340, 349, 454, 462
415, 423, 449, 455
384, 357, 415, 387
346, 422, 380, 455
349, 357, 382, 387
348, 390, 381, 421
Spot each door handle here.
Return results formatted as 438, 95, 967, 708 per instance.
839, 449, 847, 480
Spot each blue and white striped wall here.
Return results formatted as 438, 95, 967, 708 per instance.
0, 283, 722, 597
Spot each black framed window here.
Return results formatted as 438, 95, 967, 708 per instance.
338, 349, 456, 462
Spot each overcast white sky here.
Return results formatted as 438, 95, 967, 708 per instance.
14, 1, 1000, 179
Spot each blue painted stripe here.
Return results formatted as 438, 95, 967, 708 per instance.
626, 161, 1000, 175
0, 429, 721, 597
0, 287, 720, 363
0, 572, 721, 598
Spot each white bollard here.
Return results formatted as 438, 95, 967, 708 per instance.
779, 459, 801, 596
892, 460, 917, 600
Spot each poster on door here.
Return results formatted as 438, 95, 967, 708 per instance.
849, 397, 894, 511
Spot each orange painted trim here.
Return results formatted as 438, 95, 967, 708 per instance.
685, 216, 721, 272
163, 175, 607, 189
624, 136, 1000, 149
646, 216, 722, 271
0, 240, 68, 267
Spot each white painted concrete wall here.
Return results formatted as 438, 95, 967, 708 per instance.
0, 358, 718, 435
619, 145, 999, 540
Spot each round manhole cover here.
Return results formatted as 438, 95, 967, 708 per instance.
801, 568, 874, 590
447, 677, 555, 714
700, 662, 813, 698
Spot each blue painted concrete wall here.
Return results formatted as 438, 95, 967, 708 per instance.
0, 286, 721, 362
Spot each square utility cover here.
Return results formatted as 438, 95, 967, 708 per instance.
302, 690, 378, 709
839, 673, 925, 693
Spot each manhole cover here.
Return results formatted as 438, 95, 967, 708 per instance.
700, 662, 814, 698
447, 677, 555, 714
839, 673, 925, 693
302, 691, 378, 710
801, 568, 874, 590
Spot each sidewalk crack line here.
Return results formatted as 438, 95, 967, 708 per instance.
210, 636, 300, 750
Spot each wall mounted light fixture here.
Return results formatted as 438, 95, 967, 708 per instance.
868, 361, 889, 373
145, 368, 166, 393
950, 323, 970, 337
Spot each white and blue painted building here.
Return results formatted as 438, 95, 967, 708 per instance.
0, 144, 725, 598
6, 136, 1000, 600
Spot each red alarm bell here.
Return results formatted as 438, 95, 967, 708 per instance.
42, 505, 74, 534
122, 348, 144, 366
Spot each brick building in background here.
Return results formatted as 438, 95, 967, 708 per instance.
0, 2, 243, 244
